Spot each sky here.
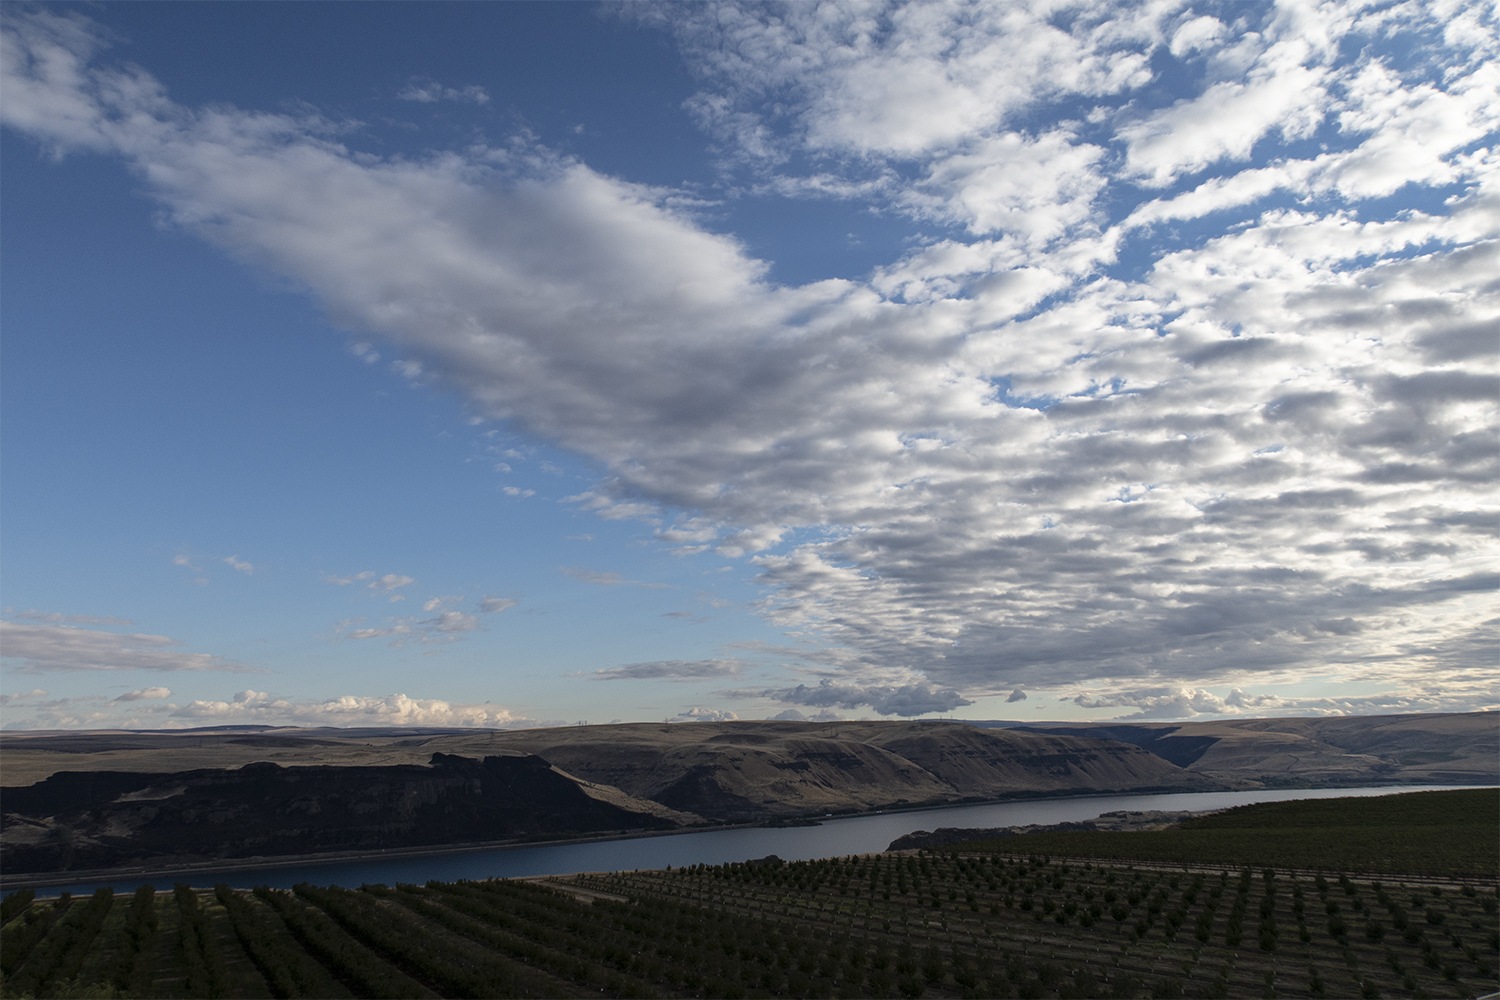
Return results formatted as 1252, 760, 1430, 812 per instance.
1, 0, 1496, 732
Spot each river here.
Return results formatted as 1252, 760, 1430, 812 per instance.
19, 784, 1491, 896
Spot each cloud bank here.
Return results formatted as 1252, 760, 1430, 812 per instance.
3, 2, 1496, 718
0, 687, 539, 731
0, 621, 246, 674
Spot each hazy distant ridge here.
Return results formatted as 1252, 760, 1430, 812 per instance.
1008, 711, 1498, 787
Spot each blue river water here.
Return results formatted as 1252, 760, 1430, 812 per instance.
20, 784, 1491, 896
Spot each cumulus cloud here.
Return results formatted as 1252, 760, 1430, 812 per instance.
163, 689, 535, 728
3, 609, 132, 626
3, 3, 1495, 719
478, 595, 518, 613
0, 621, 246, 673
1, 685, 539, 731
1072, 686, 1252, 720
1070, 683, 1499, 721
592, 659, 744, 681
397, 78, 489, 105
325, 570, 416, 602
561, 567, 670, 589
1006, 688, 1027, 703
223, 555, 254, 575
673, 706, 738, 722
759, 680, 973, 717
769, 707, 843, 722
338, 607, 481, 646
655, 1, 1159, 159
172, 554, 208, 585
114, 686, 171, 702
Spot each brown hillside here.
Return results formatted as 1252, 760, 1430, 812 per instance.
478, 720, 1202, 821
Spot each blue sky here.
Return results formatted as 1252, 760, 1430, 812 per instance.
2, 0, 1496, 730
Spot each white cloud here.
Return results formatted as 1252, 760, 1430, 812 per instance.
1070, 682, 1500, 721
758, 679, 973, 717
173, 553, 208, 585
592, 659, 744, 681
223, 555, 254, 575
0, 686, 538, 731
656, 1, 1161, 160
166, 689, 533, 728
324, 571, 372, 586
397, 78, 489, 105
908, 130, 1106, 245
560, 566, 670, 589
1314, 58, 1500, 199
326, 570, 416, 597
478, 595, 518, 613
338, 607, 481, 646
673, 706, 738, 723
3, 609, 133, 626
1168, 15, 1224, 58
1122, 66, 1326, 186
114, 686, 171, 702
0, 621, 246, 673
769, 707, 843, 722
3, 3, 1495, 720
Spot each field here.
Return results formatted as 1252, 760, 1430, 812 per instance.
2, 790, 1496, 999
946, 788, 1500, 879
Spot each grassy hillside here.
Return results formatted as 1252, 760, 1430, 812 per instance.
946, 788, 1499, 878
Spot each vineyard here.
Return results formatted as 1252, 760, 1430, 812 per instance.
2, 850, 1496, 999
943, 789, 1500, 879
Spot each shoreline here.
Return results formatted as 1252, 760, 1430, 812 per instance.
0, 784, 1219, 893
5, 780, 1485, 894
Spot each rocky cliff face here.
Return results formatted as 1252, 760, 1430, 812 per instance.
483, 721, 1205, 822
0, 753, 677, 874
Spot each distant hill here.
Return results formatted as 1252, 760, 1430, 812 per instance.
998, 711, 1498, 787
476, 720, 1206, 821
2, 713, 1493, 876
908, 787, 1500, 879
0, 753, 688, 875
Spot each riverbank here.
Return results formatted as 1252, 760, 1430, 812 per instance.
8, 783, 1487, 896
0, 822, 738, 893
0, 782, 1209, 893
886, 808, 1216, 850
